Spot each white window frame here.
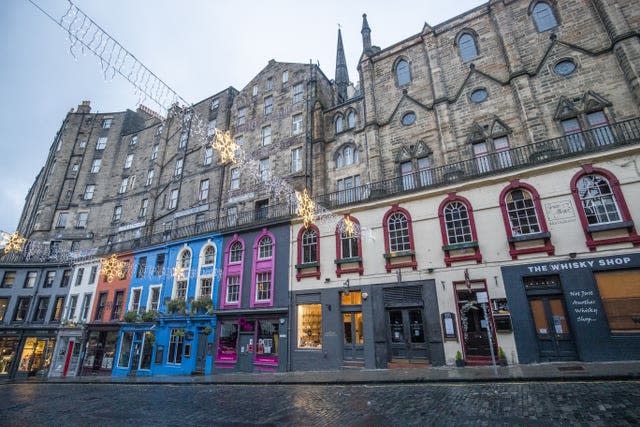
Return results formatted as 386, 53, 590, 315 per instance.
91, 159, 101, 173
119, 178, 129, 194
139, 199, 148, 218
291, 147, 302, 172
84, 185, 95, 200
96, 137, 107, 150
292, 114, 303, 135
204, 147, 213, 165
113, 205, 122, 222
199, 179, 210, 201
124, 154, 133, 169
230, 168, 240, 190
129, 287, 143, 313
151, 144, 159, 160
262, 126, 272, 146
169, 189, 179, 209
147, 285, 162, 311
293, 83, 303, 103
259, 158, 270, 182
76, 212, 88, 228
174, 159, 183, 177
146, 169, 154, 186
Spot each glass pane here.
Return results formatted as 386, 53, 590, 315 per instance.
297, 304, 322, 349
549, 299, 570, 336
340, 291, 362, 305
389, 310, 404, 343
118, 332, 133, 368
139, 333, 153, 370
354, 312, 364, 345
529, 299, 549, 337
409, 310, 425, 343
257, 321, 279, 357
343, 313, 353, 345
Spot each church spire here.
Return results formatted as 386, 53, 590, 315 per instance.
361, 13, 372, 52
335, 28, 350, 103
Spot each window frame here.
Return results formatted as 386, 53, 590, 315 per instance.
438, 194, 482, 266
295, 225, 321, 281
456, 30, 479, 62
394, 58, 411, 87
570, 165, 640, 251
221, 235, 245, 309
291, 147, 303, 173
84, 185, 95, 200
251, 229, 276, 307
530, 1, 559, 32
335, 215, 364, 277
499, 180, 554, 259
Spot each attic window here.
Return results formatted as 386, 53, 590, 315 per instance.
554, 60, 576, 76
470, 89, 488, 104
401, 112, 416, 126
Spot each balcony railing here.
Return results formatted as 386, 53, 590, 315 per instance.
101, 202, 297, 254
315, 117, 640, 208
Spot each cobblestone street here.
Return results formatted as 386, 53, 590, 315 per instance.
0, 381, 638, 426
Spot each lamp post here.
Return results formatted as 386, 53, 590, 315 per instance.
477, 291, 498, 376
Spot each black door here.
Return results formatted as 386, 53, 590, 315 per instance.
194, 332, 208, 373
387, 309, 428, 361
237, 333, 254, 372
343, 312, 364, 360
528, 296, 577, 361
456, 289, 493, 359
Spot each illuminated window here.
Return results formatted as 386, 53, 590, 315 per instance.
297, 304, 322, 349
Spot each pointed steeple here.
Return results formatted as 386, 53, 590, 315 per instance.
361, 13, 372, 52
335, 28, 350, 103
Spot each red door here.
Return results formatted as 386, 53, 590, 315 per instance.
62, 341, 74, 377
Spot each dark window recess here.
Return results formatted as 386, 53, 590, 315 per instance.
383, 286, 423, 307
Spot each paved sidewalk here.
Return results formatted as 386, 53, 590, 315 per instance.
11, 360, 639, 385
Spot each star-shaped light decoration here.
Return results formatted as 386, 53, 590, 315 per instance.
296, 188, 315, 229
1, 231, 26, 254
173, 266, 186, 280
211, 128, 239, 165
343, 216, 355, 237
100, 254, 126, 283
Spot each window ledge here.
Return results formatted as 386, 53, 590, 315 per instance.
508, 232, 551, 243
442, 241, 478, 251
335, 257, 362, 265
295, 262, 319, 269
383, 250, 415, 259
587, 221, 634, 233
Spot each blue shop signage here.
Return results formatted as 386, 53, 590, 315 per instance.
502, 252, 640, 364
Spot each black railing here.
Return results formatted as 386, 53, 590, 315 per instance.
316, 117, 640, 208
100, 202, 297, 254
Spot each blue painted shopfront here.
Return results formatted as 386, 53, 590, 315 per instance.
113, 235, 222, 376
502, 252, 640, 364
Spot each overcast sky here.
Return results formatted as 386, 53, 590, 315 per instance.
0, 0, 485, 232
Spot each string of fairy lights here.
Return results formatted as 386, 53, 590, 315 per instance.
10, 0, 370, 282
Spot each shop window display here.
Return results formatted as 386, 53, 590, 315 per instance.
0, 337, 19, 375
256, 320, 279, 364
595, 270, 640, 333
17, 337, 56, 376
297, 304, 322, 349
217, 322, 238, 362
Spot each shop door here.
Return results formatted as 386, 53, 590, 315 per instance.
456, 289, 494, 360
129, 333, 143, 375
387, 309, 428, 361
194, 333, 208, 373
528, 296, 577, 360
343, 312, 364, 360
237, 334, 254, 373
62, 340, 74, 376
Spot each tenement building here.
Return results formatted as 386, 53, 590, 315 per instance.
1, 0, 638, 378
